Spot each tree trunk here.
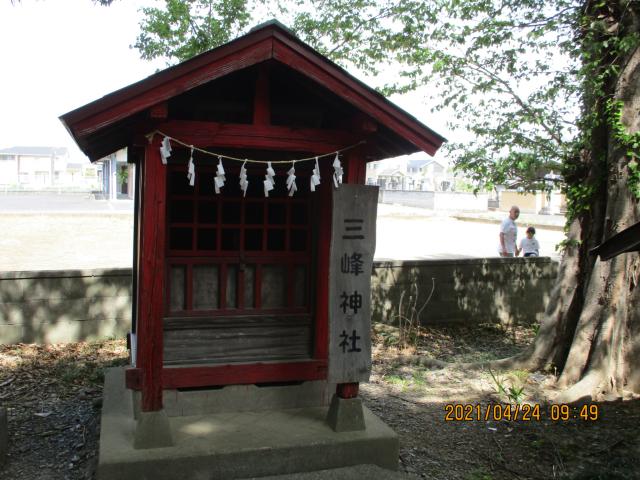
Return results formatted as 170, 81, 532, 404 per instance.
510, 0, 640, 403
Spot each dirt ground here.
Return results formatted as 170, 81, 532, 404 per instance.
365, 325, 640, 480
0, 214, 134, 272
0, 206, 564, 272
1, 325, 639, 480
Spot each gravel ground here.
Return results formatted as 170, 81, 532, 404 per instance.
0, 341, 127, 480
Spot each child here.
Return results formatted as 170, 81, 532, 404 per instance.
518, 226, 540, 257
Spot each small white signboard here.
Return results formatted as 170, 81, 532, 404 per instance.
327, 184, 378, 383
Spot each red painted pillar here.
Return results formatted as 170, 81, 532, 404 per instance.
314, 161, 332, 361
336, 382, 359, 399
345, 148, 367, 184
137, 136, 167, 412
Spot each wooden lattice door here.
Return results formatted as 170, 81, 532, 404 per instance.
163, 164, 315, 366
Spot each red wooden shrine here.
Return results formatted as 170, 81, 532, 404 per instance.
61, 21, 444, 413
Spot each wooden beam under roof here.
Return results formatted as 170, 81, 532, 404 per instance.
153, 120, 360, 154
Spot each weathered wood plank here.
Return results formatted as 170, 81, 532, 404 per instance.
327, 184, 378, 383
271, 33, 443, 155
164, 314, 311, 330
163, 314, 313, 365
70, 38, 274, 138
163, 361, 327, 388
253, 63, 271, 125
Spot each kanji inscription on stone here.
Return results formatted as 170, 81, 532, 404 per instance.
340, 253, 364, 276
328, 184, 378, 383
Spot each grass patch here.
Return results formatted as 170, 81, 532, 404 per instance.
465, 469, 494, 480
412, 368, 428, 386
382, 367, 430, 392
487, 368, 529, 404
384, 374, 409, 388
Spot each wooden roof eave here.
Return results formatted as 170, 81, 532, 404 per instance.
61, 38, 274, 142
60, 27, 275, 131
270, 30, 445, 156
60, 22, 446, 161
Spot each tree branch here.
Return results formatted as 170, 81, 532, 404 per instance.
327, 7, 394, 56
465, 60, 566, 146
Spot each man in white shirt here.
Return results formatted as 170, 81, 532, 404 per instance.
499, 206, 520, 257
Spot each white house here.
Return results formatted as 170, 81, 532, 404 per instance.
0, 146, 106, 191
366, 157, 453, 191
0, 146, 70, 187
406, 159, 451, 191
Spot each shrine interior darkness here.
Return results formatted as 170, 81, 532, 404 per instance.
167, 61, 359, 129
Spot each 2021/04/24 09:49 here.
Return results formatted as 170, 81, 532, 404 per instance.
443, 403, 599, 421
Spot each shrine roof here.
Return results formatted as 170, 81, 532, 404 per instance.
60, 20, 446, 162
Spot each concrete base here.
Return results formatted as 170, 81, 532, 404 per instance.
132, 380, 334, 419
98, 368, 398, 480
133, 410, 173, 449
326, 395, 366, 432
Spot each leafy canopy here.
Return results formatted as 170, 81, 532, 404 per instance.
288, 0, 584, 191
134, 0, 253, 63
132, 1, 623, 192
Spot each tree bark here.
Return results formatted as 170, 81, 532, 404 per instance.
509, 0, 640, 403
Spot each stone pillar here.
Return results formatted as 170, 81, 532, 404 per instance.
327, 382, 365, 432
133, 410, 173, 449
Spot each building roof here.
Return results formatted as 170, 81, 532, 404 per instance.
407, 159, 433, 169
591, 221, 640, 261
60, 20, 446, 162
0, 146, 68, 157
378, 168, 405, 177
407, 158, 446, 170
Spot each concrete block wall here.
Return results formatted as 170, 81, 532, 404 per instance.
379, 190, 489, 212
0, 268, 131, 343
0, 259, 557, 344
371, 257, 558, 328
379, 190, 435, 209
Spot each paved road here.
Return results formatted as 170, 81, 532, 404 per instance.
0, 193, 133, 213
